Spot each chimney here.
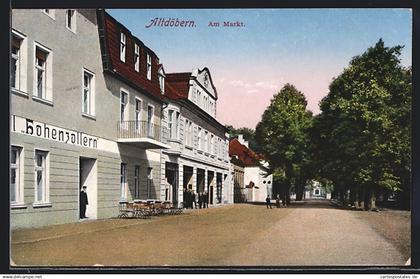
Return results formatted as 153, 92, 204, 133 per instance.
238, 134, 249, 148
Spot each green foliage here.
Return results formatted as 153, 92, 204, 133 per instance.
314, 39, 411, 196
255, 83, 313, 191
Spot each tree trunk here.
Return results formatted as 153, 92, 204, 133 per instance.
295, 183, 303, 201
353, 190, 359, 208
339, 189, 345, 204
370, 186, 377, 211
359, 187, 365, 210
286, 186, 291, 205
349, 188, 355, 207
364, 187, 370, 210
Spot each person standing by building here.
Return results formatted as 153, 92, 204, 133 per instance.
276, 195, 281, 208
204, 191, 208, 208
266, 195, 272, 209
192, 191, 196, 209
80, 186, 89, 219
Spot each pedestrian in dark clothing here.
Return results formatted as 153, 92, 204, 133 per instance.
188, 191, 193, 208
80, 186, 88, 219
276, 195, 281, 208
266, 195, 272, 209
204, 191, 208, 208
192, 192, 196, 209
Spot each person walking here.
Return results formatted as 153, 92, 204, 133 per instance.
79, 186, 89, 219
266, 195, 272, 209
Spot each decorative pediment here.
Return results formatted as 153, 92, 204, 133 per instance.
192, 67, 218, 99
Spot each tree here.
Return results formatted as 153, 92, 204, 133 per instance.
314, 39, 411, 210
255, 84, 313, 202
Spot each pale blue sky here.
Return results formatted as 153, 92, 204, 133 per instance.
108, 9, 412, 129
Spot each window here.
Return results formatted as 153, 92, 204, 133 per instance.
168, 110, 180, 140
65, 10, 76, 33
198, 128, 202, 150
35, 47, 46, 98
11, 31, 27, 93
168, 110, 173, 138
42, 9, 55, 19
34, 150, 49, 204
204, 131, 209, 153
134, 44, 140, 72
147, 167, 153, 199
159, 70, 165, 94
120, 90, 128, 122
217, 138, 223, 158
134, 166, 140, 199
120, 163, 127, 200
210, 134, 214, 155
120, 33, 126, 62
185, 119, 193, 146
34, 43, 52, 101
11, 146, 23, 205
189, 122, 193, 147
11, 36, 22, 90
146, 54, 151, 80
175, 112, 180, 139
135, 98, 142, 132
147, 105, 154, 137
82, 69, 95, 116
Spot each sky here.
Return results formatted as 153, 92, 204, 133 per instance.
108, 9, 412, 129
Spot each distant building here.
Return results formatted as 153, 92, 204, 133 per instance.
161, 68, 232, 206
229, 135, 273, 203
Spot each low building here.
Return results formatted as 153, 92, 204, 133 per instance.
160, 68, 232, 207
229, 135, 273, 203
10, 9, 169, 229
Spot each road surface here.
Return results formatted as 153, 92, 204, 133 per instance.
11, 199, 409, 266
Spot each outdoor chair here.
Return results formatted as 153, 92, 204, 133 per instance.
118, 201, 135, 218
133, 201, 153, 219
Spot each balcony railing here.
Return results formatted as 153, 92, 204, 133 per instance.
117, 120, 163, 141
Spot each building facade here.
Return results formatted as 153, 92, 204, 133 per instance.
229, 135, 273, 203
10, 9, 169, 229
160, 68, 232, 206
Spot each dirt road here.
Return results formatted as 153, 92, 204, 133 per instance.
11, 199, 409, 266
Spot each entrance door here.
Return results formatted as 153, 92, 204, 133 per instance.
216, 173, 223, 204
165, 162, 179, 205
79, 157, 97, 219
209, 186, 214, 204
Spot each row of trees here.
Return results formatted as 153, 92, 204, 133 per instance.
254, 39, 411, 210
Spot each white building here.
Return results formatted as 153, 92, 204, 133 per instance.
231, 135, 273, 203
160, 68, 232, 207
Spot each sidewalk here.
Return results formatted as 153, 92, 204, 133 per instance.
12, 203, 236, 245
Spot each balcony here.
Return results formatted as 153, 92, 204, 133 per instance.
117, 121, 170, 149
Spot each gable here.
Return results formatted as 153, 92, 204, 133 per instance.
193, 68, 217, 99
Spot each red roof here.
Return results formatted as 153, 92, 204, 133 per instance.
165, 73, 191, 100
164, 81, 185, 100
229, 139, 261, 167
98, 10, 164, 102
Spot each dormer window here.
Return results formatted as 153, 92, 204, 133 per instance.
146, 54, 151, 80
42, 9, 55, 19
134, 44, 140, 72
158, 67, 165, 94
120, 33, 126, 62
65, 10, 76, 33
